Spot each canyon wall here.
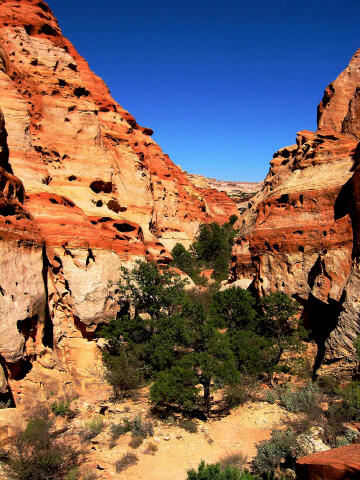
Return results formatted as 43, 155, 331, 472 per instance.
0, 0, 238, 407
232, 48, 360, 375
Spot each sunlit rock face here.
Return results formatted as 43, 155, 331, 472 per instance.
232, 47, 360, 375
0, 0, 238, 407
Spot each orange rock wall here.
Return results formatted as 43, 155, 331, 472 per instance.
232, 48, 360, 375
0, 0, 238, 407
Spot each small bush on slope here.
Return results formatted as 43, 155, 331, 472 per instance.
278, 382, 320, 414
252, 429, 300, 476
115, 452, 138, 472
0, 415, 80, 480
187, 461, 260, 480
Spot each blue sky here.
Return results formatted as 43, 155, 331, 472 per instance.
48, 0, 360, 181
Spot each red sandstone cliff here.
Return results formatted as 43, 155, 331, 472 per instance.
0, 0, 238, 407
232, 47, 360, 375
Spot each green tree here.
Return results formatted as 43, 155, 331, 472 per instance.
191, 221, 237, 281
171, 243, 196, 279
150, 365, 199, 411
150, 303, 240, 415
118, 260, 188, 318
211, 288, 258, 329
259, 292, 302, 364
229, 330, 275, 376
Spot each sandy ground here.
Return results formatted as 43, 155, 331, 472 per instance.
83, 392, 285, 480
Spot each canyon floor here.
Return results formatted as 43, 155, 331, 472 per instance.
69, 388, 286, 480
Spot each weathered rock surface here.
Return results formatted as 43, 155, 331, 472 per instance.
188, 173, 261, 214
0, 0, 238, 406
232, 47, 360, 374
296, 444, 360, 480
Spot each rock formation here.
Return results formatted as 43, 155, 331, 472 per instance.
0, 0, 238, 407
231, 47, 360, 375
296, 443, 360, 480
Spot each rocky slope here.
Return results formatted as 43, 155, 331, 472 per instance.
188, 173, 261, 214
232, 47, 360, 375
0, 0, 239, 408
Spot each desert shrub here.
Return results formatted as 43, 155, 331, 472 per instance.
66, 467, 80, 480
0, 415, 80, 480
102, 348, 144, 399
110, 416, 153, 441
265, 390, 277, 404
223, 384, 247, 409
115, 452, 138, 473
339, 381, 360, 421
129, 435, 143, 449
317, 375, 341, 397
131, 415, 154, 438
80, 416, 104, 442
219, 452, 247, 470
278, 383, 320, 414
179, 419, 198, 433
110, 418, 132, 440
335, 428, 357, 447
288, 357, 312, 379
82, 469, 97, 480
144, 441, 158, 455
51, 400, 76, 418
252, 429, 299, 475
187, 461, 259, 480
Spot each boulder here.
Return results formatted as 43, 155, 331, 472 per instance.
296, 444, 360, 480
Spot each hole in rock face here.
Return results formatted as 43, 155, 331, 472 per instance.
277, 193, 289, 204
74, 87, 89, 98
7, 359, 33, 381
107, 199, 126, 213
58, 79, 67, 87
37, 1, 50, 12
68, 63, 77, 72
299, 246, 304, 253
68, 175, 77, 181
96, 200, 103, 207
89, 180, 113, 194
39, 23, 58, 36
334, 178, 352, 220
24, 25, 34, 35
113, 222, 136, 233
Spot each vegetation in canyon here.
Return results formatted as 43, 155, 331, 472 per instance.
171, 216, 238, 283
1, 235, 360, 479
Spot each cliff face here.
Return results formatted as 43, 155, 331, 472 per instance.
232, 47, 360, 375
0, 0, 238, 407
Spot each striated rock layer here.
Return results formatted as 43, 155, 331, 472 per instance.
0, 0, 238, 407
232, 47, 360, 375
